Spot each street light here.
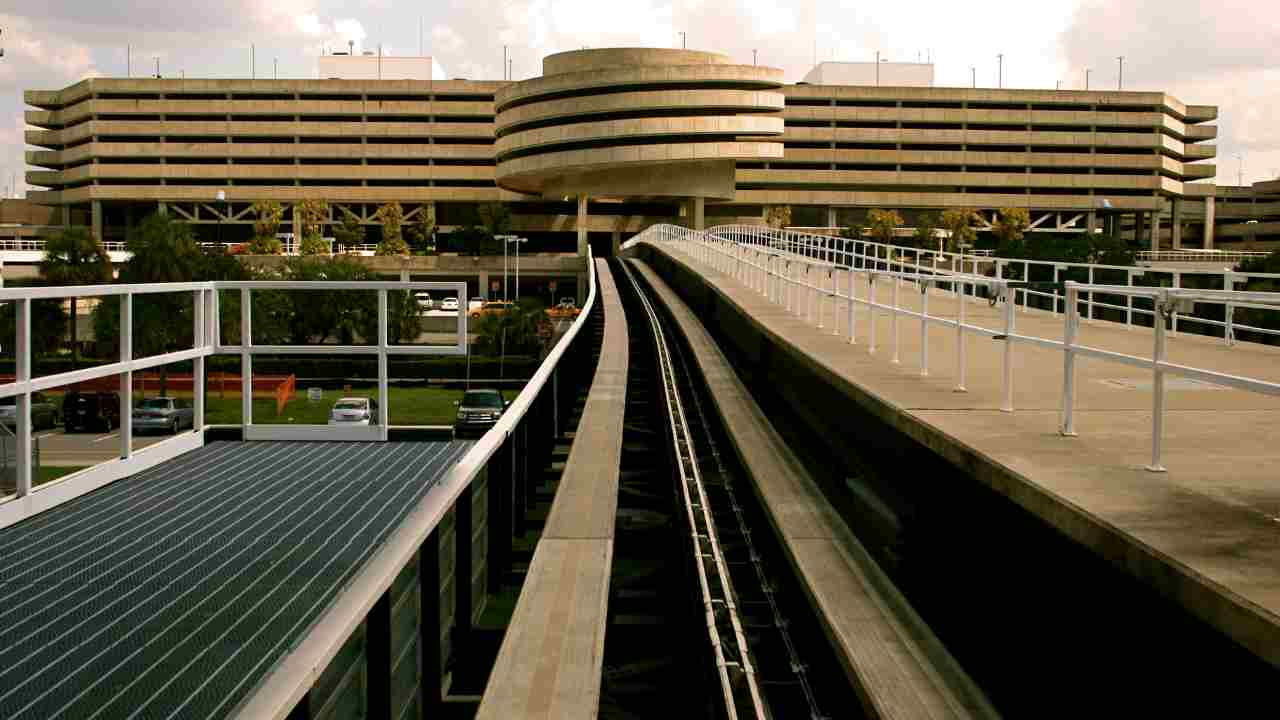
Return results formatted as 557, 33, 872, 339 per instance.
505, 236, 528, 302
678, 31, 686, 49
215, 190, 227, 248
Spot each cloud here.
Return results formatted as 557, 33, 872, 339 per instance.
1060, 0, 1280, 183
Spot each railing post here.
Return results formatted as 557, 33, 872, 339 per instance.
120, 293, 133, 460
954, 280, 967, 393
847, 267, 857, 345
1126, 270, 1135, 330
1224, 270, 1235, 346
15, 298, 31, 497
377, 289, 390, 439
868, 273, 878, 354
1060, 282, 1079, 436
241, 287, 253, 431
1171, 271, 1182, 336
1086, 265, 1095, 323
920, 279, 930, 376
1147, 293, 1169, 473
891, 271, 901, 364
194, 289, 206, 432
1001, 283, 1015, 413
1052, 265, 1061, 316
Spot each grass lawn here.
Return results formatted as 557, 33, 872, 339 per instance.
203, 385, 512, 426
36, 466, 90, 486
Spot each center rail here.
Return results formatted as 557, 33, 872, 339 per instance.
615, 260, 768, 720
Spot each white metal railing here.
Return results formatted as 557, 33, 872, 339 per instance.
6, 238, 373, 258
631, 224, 1280, 472
1137, 249, 1272, 263
1, 238, 128, 253
0, 279, 469, 527
681, 223, 1280, 347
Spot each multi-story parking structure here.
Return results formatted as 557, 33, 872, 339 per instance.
23, 49, 1223, 255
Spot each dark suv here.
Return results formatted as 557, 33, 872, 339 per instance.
453, 389, 508, 439
63, 391, 122, 433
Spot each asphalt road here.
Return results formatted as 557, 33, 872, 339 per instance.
35, 428, 168, 467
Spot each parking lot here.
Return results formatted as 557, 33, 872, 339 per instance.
35, 428, 168, 467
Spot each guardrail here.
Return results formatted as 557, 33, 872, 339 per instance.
630, 224, 1280, 472
686, 224, 1280, 347
1136, 250, 1272, 263
0, 278, 470, 526
3, 238, 380, 259
233, 250, 600, 719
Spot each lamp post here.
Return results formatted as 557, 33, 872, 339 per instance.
1085, 68, 1091, 90
1117, 56, 1124, 90
215, 189, 226, 247
678, 32, 686, 49
505, 236, 528, 301
997, 53, 1003, 88
496, 234, 518, 300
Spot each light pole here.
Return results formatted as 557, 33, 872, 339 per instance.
970, 66, 976, 88
215, 190, 227, 247
997, 53, 1003, 88
678, 31, 686, 49
752, 49, 757, 66
1117, 56, 1124, 90
1235, 153, 1244, 187
1085, 68, 1091, 90
496, 234, 519, 300
505, 237, 528, 301
876, 50, 880, 86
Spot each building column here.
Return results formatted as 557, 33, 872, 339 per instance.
692, 196, 705, 231
91, 200, 103, 242
1086, 210, 1097, 236
157, 201, 167, 217
827, 206, 838, 231
1171, 199, 1183, 249
1151, 211, 1161, 251
611, 229, 621, 256
576, 194, 589, 257
1204, 196, 1216, 249
398, 269, 410, 283
1136, 212, 1147, 247
479, 271, 490, 300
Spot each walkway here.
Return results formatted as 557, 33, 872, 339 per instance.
0, 440, 471, 719
645, 240, 1280, 669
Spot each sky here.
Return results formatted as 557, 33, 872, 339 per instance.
1, 0, 1278, 199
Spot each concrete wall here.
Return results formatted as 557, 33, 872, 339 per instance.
802, 61, 934, 87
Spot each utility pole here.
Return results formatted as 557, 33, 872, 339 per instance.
1117, 56, 1124, 90
997, 53, 1003, 88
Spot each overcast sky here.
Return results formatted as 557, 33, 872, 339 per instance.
1, 0, 1277, 199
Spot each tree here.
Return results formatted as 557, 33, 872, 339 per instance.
478, 202, 512, 238
405, 203, 437, 255
913, 212, 940, 250
296, 199, 330, 256
940, 208, 980, 253
0, 294, 67, 359
867, 209, 904, 246
40, 226, 114, 369
992, 207, 1032, 257
763, 204, 792, 229
249, 200, 285, 254
374, 201, 409, 256
332, 207, 366, 252
474, 299, 548, 357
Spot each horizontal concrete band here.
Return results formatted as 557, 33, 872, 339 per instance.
496, 115, 784, 158
495, 88, 784, 135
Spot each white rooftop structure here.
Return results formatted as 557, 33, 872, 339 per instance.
318, 54, 437, 80
801, 61, 934, 87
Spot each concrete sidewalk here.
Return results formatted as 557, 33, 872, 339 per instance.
647, 240, 1280, 670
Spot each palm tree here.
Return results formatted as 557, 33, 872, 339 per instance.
39, 227, 113, 369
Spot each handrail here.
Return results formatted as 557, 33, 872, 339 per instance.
631, 224, 1280, 472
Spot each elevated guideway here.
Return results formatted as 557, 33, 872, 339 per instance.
628, 227, 1280, 710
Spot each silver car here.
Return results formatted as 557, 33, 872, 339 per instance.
0, 392, 61, 431
328, 397, 379, 425
132, 397, 194, 434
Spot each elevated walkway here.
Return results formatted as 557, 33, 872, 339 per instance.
477, 259, 627, 719
635, 238, 1280, 673
0, 439, 470, 720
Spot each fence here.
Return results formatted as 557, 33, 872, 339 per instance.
629, 224, 1280, 473
0, 278, 470, 527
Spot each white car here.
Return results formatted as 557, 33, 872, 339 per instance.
469, 297, 485, 313
440, 297, 459, 311
415, 292, 434, 310
328, 397, 379, 425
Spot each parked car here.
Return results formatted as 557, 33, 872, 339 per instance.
440, 297, 460, 312
453, 389, 508, 439
470, 300, 515, 319
415, 292, 434, 310
328, 397, 379, 426
63, 391, 121, 433
0, 392, 60, 431
469, 297, 485, 313
132, 397, 194, 435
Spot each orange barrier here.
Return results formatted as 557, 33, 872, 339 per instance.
275, 374, 296, 416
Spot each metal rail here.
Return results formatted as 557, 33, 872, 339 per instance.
616, 260, 768, 720
631, 224, 1280, 473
